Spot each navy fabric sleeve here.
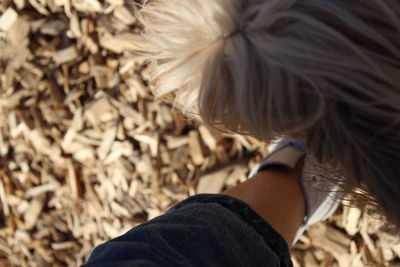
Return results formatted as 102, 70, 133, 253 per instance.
83, 194, 293, 267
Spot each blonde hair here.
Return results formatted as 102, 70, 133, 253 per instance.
137, 0, 400, 226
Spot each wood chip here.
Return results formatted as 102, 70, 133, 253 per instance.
343, 206, 361, 236
197, 169, 229, 194
100, 32, 151, 54
0, 179, 9, 216
189, 130, 204, 165
113, 6, 136, 25
23, 195, 45, 230
40, 20, 66, 36
98, 127, 117, 160
68, 161, 83, 197
198, 125, 217, 151
53, 46, 78, 65
0, 8, 18, 32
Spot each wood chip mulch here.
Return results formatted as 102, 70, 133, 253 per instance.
0, 1, 399, 266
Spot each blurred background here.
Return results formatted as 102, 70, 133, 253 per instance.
0, 0, 399, 266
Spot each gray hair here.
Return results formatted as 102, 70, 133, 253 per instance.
138, 0, 400, 226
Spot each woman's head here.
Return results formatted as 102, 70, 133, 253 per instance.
138, 0, 400, 225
